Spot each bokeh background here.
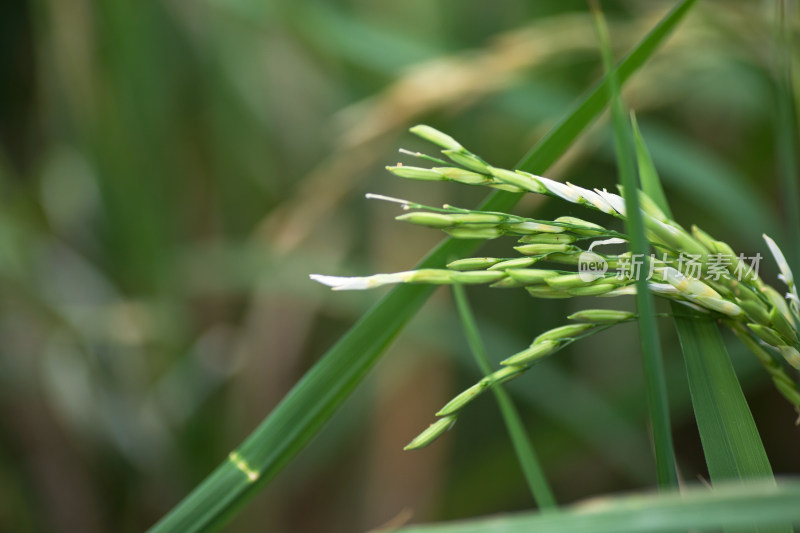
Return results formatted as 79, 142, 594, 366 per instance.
1, 0, 799, 531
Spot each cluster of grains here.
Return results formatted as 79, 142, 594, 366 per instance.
311, 125, 800, 448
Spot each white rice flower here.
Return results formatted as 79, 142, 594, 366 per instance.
763, 234, 800, 322
574, 186, 617, 214
763, 234, 795, 287
538, 176, 582, 203
588, 238, 627, 252
594, 188, 627, 216
310, 272, 414, 291
365, 193, 412, 207
648, 283, 679, 295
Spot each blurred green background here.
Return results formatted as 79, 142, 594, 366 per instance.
1, 0, 798, 531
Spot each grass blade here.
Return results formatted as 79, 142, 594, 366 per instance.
634, 111, 783, 533
634, 118, 776, 482
148, 2, 698, 530
147, 236, 511, 533
632, 118, 672, 220
590, 2, 677, 488
519, 0, 697, 172
631, 116, 670, 215
675, 318, 774, 481
630, 122, 779, 241
394, 479, 800, 533
452, 285, 556, 510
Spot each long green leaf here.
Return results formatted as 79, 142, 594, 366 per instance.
395, 479, 800, 533
517, 0, 697, 172
452, 285, 556, 509
675, 318, 774, 481
634, 116, 781, 533
633, 119, 776, 481
631, 116, 670, 215
591, 3, 678, 489
148, 2, 698, 530
629, 122, 779, 241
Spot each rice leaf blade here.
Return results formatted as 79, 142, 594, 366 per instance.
635, 122, 775, 481
634, 109, 785, 532
631, 115, 671, 216
519, 0, 698, 173
675, 318, 774, 480
591, 2, 678, 488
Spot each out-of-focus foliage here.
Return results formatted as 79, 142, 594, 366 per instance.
0, 1, 797, 531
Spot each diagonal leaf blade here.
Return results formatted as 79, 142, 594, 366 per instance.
633, 118, 776, 484
591, 2, 678, 488
634, 115, 786, 533
675, 317, 774, 481
452, 284, 556, 509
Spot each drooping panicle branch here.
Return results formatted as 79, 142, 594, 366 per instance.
311, 125, 800, 447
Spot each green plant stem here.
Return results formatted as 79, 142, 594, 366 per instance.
590, 1, 678, 489
452, 285, 557, 510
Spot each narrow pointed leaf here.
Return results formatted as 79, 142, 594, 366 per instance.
453, 285, 556, 509
676, 318, 774, 481
592, 2, 677, 488
634, 109, 783, 530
